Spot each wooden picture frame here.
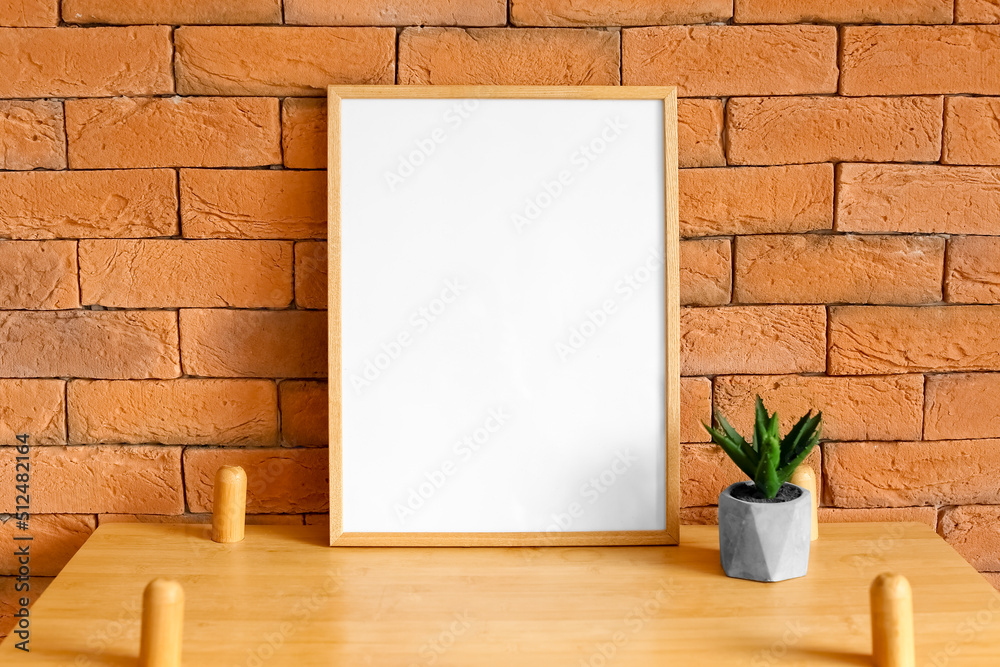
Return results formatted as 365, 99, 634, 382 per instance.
328, 86, 680, 546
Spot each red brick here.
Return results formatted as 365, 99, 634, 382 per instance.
680, 376, 712, 443
734, 235, 944, 305
399, 28, 620, 85
623, 26, 837, 97
63, 0, 281, 24
681, 306, 826, 375
944, 97, 1000, 165
0, 170, 177, 239
682, 442, 821, 506
99, 513, 302, 525
66, 97, 280, 169
181, 170, 325, 239
280, 381, 327, 446
940, 506, 1000, 570
679, 239, 730, 307
0, 514, 94, 576
175, 27, 395, 96
677, 99, 724, 169
957, 0, 1000, 22
512, 0, 730, 25
0, 446, 183, 514
0, 241, 78, 309
837, 165, 1000, 235
282, 98, 326, 169
985, 572, 1000, 590
817, 507, 938, 528
184, 448, 328, 513
841, 26, 1000, 96
68, 379, 278, 446
830, 306, 1000, 374
180, 310, 326, 378
79, 240, 293, 308
680, 165, 833, 236
736, 0, 952, 23
925, 373, 1000, 440
728, 96, 943, 165
0, 100, 64, 170
0, 0, 56, 26
825, 440, 1000, 507
0, 311, 180, 379
295, 241, 327, 309
288, 0, 504, 25
680, 507, 718, 524
0, 577, 52, 640
714, 374, 924, 442
0, 27, 171, 98
947, 236, 1000, 303
0, 380, 65, 445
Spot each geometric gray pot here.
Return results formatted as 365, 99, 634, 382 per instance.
718, 481, 811, 583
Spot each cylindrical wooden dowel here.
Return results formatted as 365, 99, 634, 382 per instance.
790, 464, 819, 541
212, 465, 247, 543
139, 578, 184, 667
871, 573, 915, 667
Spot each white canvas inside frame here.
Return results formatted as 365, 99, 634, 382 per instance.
338, 97, 666, 534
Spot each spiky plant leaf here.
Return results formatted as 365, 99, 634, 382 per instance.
714, 410, 759, 466
704, 423, 757, 480
754, 420, 782, 499
778, 411, 819, 468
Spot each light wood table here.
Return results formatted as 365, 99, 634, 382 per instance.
3, 522, 999, 665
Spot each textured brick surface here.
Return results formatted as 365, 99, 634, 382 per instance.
677, 99, 724, 168
0, 577, 52, 639
0, 100, 64, 170
63, 0, 281, 24
513, 0, 730, 25
680, 164, 833, 236
817, 507, 938, 527
679, 239, 730, 306
944, 97, 1000, 165
181, 170, 326, 239
0, 446, 183, 514
957, 0, 1000, 22
925, 374, 1000, 440
175, 27, 395, 96
66, 97, 281, 169
623, 26, 837, 96
0, 27, 171, 98
734, 235, 944, 304
184, 448, 328, 513
728, 96, 943, 165
0, 311, 180, 379
180, 310, 326, 378
289, 0, 505, 25
0, 380, 65, 445
0, 170, 177, 239
825, 440, 1000, 507
830, 306, 1000, 374
940, 506, 1000, 570
680, 377, 712, 443
399, 28, 620, 85
0, 241, 79, 309
0, 514, 94, 576
837, 165, 1000, 235
682, 443, 821, 507
282, 98, 327, 169
279, 381, 328, 446
99, 513, 303, 525
735, 0, 952, 23
842, 26, 1000, 96
681, 306, 826, 375
68, 379, 278, 446
715, 374, 924, 442
295, 241, 327, 309
79, 240, 293, 308
0, 0, 56, 26
947, 236, 1000, 303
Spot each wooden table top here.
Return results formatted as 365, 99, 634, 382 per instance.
3, 522, 999, 665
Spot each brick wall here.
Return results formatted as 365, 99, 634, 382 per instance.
2, 0, 1000, 637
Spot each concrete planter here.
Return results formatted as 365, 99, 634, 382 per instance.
718, 481, 811, 583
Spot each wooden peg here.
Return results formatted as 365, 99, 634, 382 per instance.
139, 578, 184, 667
212, 465, 247, 543
791, 464, 819, 541
871, 573, 915, 667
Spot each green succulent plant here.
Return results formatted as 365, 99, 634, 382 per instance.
703, 396, 822, 500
